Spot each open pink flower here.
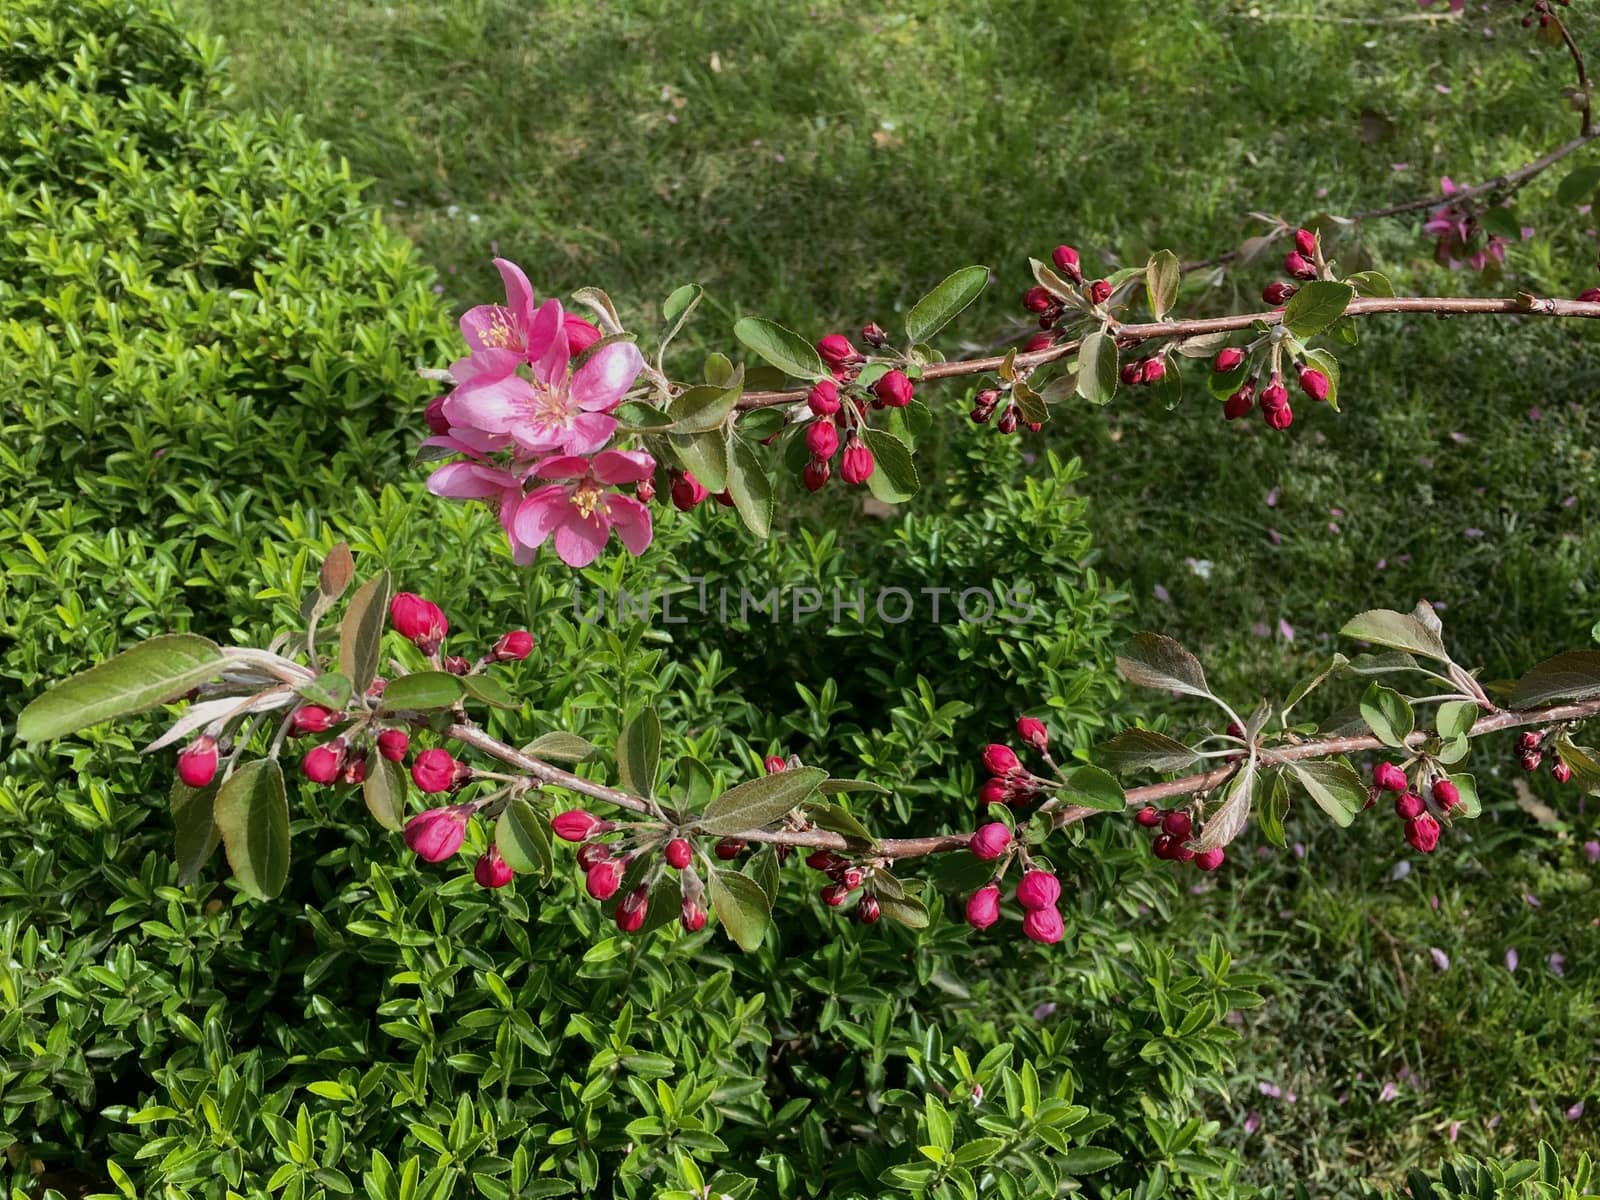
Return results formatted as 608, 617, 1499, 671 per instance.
458, 258, 544, 358
512, 450, 656, 567
445, 299, 643, 457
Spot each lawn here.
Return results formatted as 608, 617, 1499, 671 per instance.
64, 0, 1600, 1187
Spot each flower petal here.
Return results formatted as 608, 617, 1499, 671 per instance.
571, 341, 645, 412
592, 449, 656, 484
529, 299, 568, 384
562, 412, 618, 456
608, 494, 654, 555
554, 511, 608, 567
492, 258, 537, 328
427, 462, 517, 500
444, 374, 530, 434
534, 455, 593, 480
449, 347, 522, 384
511, 485, 570, 548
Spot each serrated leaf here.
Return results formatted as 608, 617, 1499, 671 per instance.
1340, 608, 1449, 662
708, 869, 770, 952
1509, 650, 1600, 707
1360, 683, 1414, 749
617, 708, 662, 797
862, 428, 919, 504
1075, 331, 1119, 405
1096, 728, 1201, 773
296, 673, 352, 711
1281, 281, 1354, 339
1012, 377, 1049, 426
362, 755, 408, 832
522, 731, 599, 762
733, 317, 825, 381
725, 434, 774, 537
381, 671, 465, 712
1115, 632, 1214, 700
170, 778, 221, 886
1145, 249, 1180, 320
699, 767, 826, 835
497, 797, 554, 880
1288, 759, 1365, 827
17, 634, 225, 742
338, 572, 391, 694
1028, 258, 1077, 301
1345, 271, 1395, 299
905, 265, 989, 344
212, 760, 290, 900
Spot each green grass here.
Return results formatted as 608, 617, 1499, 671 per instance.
181, 0, 1600, 1187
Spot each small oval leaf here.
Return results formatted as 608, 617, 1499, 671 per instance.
699, 766, 827, 836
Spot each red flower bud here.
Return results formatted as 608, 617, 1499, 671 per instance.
1297, 366, 1329, 402
670, 470, 709, 511
1263, 402, 1293, 431
1016, 716, 1049, 751
1578, 288, 1600, 303
1522, 750, 1544, 771
978, 777, 1013, 807
1160, 810, 1192, 840
861, 321, 888, 348
1141, 358, 1166, 385
290, 705, 337, 735
616, 883, 650, 933
965, 884, 1001, 929
1394, 791, 1425, 820
970, 405, 994, 424
1024, 333, 1053, 352
552, 809, 603, 843
802, 459, 831, 492
1022, 286, 1053, 313
1519, 731, 1542, 751
585, 859, 624, 900
1553, 759, 1573, 784
341, 750, 368, 785
763, 755, 788, 775
564, 314, 601, 357
1405, 812, 1441, 854
1051, 244, 1082, 281
492, 630, 534, 661
377, 729, 410, 762
1120, 361, 1143, 387
857, 894, 881, 924
390, 593, 448, 654
1432, 780, 1461, 811
997, 406, 1020, 435
411, 748, 464, 794
474, 848, 514, 888
1152, 833, 1179, 860
302, 741, 346, 784
820, 882, 849, 907
1262, 282, 1297, 306
425, 395, 450, 436
1213, 347, 1246, 374
576, 841, 611, 871
805, 419, 839, 460
714, 837, 745, 860
442, 654, 472, 676
981, 744, 1022, 778
840, 437, 875, 486
1284, 251, 1317, 280
808, 378, 841, 416
1224, 389, 1254, 421
805, 850, 840, 872
1135, 805, 1163, 828
177, 736, 219, 788
1195, 847, 1226, 872
969, 822, 1013, 861
873, 369, 914, 408
1021, 906, 1064, 944
1016, 870, 1060, 911
1294, 227, 1317, 258
404, 804, 469, 863
680, 895, 707, 932
664, 837, 692, 869
817, 334, 859, 367
1259, 376, 1289, 411
1173, 843, 1197, 863
841, 867, 865, 890
1373, 762, 1408, 792
1087, 279, 1113, 305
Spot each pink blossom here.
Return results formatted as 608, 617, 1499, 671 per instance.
458, 258, 541, 357
1430, 947, 1450, 971
512, 450, 656, 567
1379, 1081, 1399, 1102
1243, 1112, 1261, 1134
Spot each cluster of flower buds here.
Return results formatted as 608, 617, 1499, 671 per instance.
1133, 806, 1226, 871
1370, 761, 1456, 854
1258, 227, 1324, 307
805, 849, 882, 923
800, 375, 883, 492
975, 721, 1054, 808
1017, 243, 1115, 353
1516, 729, 1572, 782
963, 868, 1064, 945
1119, 355, 1169, 389
553, 808, 709, 933
402, 799, 513, 891
1523, 0, 1572, 30
968, 387, 1041, 436
1212, 358, 1327, 432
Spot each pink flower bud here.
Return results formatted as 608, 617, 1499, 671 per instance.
1578, 288, 1600, 303
302, 741, 346, 784
1051, 244, 1082, 281
670, 470, 708, 511
970, 822, 1013, 861
1553, 759, 1573, 784
857, 894, 881, 924
1153, 833, 1179, 860
997, 406, 1020, 435
817, 334, 859, 367
585, 859, 624, 900
1173, 843, 1197, 863
1520, 731, 1542, 751
1213, 347, 1246, 374
1522, 750, 1543, 771
1016, 870, 1060, 911
978, 777, 1013, 807
442, 654, 472, 676
1374, 762, 1408, 792
665, 837, 692, 869
1432, 780, 1461, 811
714, 837, 745, 860
425, 395, 450, 436
1264, 402, 1293, 431
474, 848, 514, 888
616, 883, 650, 933
1135, 805, 1163, 828
805, 419, 839, 460
820, 882, 849, 906
965, 884, 1001, 929
411, 748, 464, 794
552, 809, 603, 843
1294, 227, 1317, 258
1405, 813, 1441, 854
807, 379, 841, 416
1224, 389, 1254, 421
404, 805, 469, 863
377, 729, 409, 762
1024, 333, 1053, 352
289, 705, 337, 735
1259, 376, 1289, 411
802, 460, 831, 492
492, 630, 534, 661
874, 369, 914, 408
1016, 716, 1049, 751
840, 437, 875, 486
840, 867, 864, 890
1087, 279, 1113, 305
1297, 366, 1329, 402
1141, 358, 1167, 385
1022, 906, 1064, 944
1022, 286, 1053, 313
763, 755, 788, 775
1394, 791, 1425, 820
390, 593, 448, 654
1283, 251, 1317, 280
861, 321, 888, 348
680, 896, 707, 932
1161, 810, 1192, 840
177, 736, 219, 788
1195, 847, 1226, 872
341, 750, 368, 785
805, 850, 840, 871
1120, 360, 1143, 387
576, 841, 611, 871
563, 314, 601, 356
1262, 282, 1297, 306
981, 744, 1022, 778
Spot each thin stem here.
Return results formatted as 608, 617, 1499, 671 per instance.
1554, 12, 1593, 137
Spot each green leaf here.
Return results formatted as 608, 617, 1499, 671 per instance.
743, 845, 781, 904
521, 731, 599, 763
670, 429, 728, 494
1302, 347, 1341, 412
817, 778, 892, 796
1095, 729, 1201, 773
708, 869, 770, 952
1059, 1148, 1123, 1174
1436, 700, 1478, 741
1282, 652, 1349, 718
704, 351, 735, 386
462, 674, 519, 710
699, 766, 826, 835
862, 428, 920, 504
381, 671, 465, 712
1509, 650, 1600, 707
1446, 771, 1481, 820
1145, 249, 1180, 320
1340, 606, 1449, 662
736, 407, 786, 442
1345, 271, 1395, 299
1062, 765, 1125, 812
1192, 765, 1253, 852
1151, 358, 1182, 411
1115, 632, 1214, 700
667, 380, 741, 434
339, 572, 391, 694
1288, 759, 1365, 828
1281, 281, 1354, 339
497, 797, 554, 880
905, 265, 989, 344
1075, 331, 1119, 405
1012, 378, 1049, 426
1558, 163, 1600, 205
1360, 683, 1414, 749
801, 801, 877, 844
1259, 770, 1290, 848
617, 708, 662, 797
725, 434, 774, 538
296, 673, 352, 711
877, 893, 930, 929
362, 755, 408, 832
212, 760, 290, 900
17, 634, 225, 742
1478, 207, 1521, 240
733, 317, 826, 381
612, 400, 675, 433
170, 778, 221, 886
